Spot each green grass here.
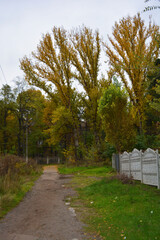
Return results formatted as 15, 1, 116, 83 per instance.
58, 165, 114, 177
0, 172, 42, 219
59, 165, 160, 240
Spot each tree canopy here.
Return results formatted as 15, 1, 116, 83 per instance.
0, 14, 159, 163
104, 13, 160, 133
144, 0, 160, 11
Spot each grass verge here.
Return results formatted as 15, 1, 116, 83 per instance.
58, 165, 115, 177
0, 155, 42, 219
58, 165, 160, 240
0, 174, 42, 219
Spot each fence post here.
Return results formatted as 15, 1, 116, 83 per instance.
112, 153, 116, 169
129, 152, 131, 177
116, 154, 120, 172
156, 150, 160, 189
119, 153, 121, 173
140, 150, 143, 184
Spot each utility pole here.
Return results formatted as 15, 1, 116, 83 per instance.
26, 122, 28, 163
25, 114, 30, 164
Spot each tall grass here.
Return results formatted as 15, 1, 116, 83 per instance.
0, 155, 42, 218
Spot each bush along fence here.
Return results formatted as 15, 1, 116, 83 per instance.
112, 148, 160, 189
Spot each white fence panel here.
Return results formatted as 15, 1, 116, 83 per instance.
119, 148, 160, 189
130, 149, 141, 181
142, 148, 159, 187
120, 151, 130, 176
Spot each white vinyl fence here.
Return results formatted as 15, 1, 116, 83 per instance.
114, 148, 160, 189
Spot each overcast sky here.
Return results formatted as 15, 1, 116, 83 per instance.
0, 0, 159, 88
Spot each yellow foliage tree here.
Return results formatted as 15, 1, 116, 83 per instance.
20, 26, 105, 160
104, 13, 159, 133
70, 26, 102, 142
20, 27, 73, 109
20, 27, 80, 160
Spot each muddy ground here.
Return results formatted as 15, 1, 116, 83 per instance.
0, 166, 90, 240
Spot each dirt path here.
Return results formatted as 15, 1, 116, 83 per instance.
0, 166, 86, 240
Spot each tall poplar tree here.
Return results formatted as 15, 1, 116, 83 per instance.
70, 26, 102, 143
20, 26, 105, 161
20, 27, 80, 160
105, 14, 159, 133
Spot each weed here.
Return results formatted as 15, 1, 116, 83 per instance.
0, 154, 42, 218
110, 173, 134, 184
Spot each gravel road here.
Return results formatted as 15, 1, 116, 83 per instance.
0, 166, 86, 240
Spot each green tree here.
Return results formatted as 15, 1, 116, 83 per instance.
98, 83, 136, 153
150, 80, 160, 111
0, 84, 15, 154
13, 78, 29, 156
17, 89, 46, 158
144, 59, 160, 137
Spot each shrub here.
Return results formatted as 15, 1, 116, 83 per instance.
0, 155, 40, 176
109, 173, 134, 184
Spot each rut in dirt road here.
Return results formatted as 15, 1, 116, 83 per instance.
0, 166, 85, 240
